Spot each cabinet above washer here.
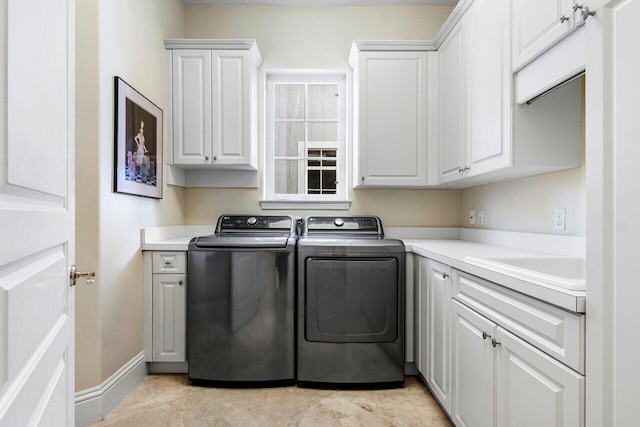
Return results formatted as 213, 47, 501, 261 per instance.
164, 40, 262, 187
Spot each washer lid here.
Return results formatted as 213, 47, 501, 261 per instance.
192, 235, 291, 249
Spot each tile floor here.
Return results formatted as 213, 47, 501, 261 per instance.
90, 375, 453, 426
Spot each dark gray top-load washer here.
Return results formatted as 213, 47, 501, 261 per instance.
297, 215, 405, 387
188, 214, 297, 385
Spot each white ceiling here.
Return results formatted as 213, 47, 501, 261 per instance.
182, 0, 458, 6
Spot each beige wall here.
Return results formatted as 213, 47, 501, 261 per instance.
75, 0, 185, 390
460, 163, 585, 235
182, 5, 461, 227
460, 91, 586, 236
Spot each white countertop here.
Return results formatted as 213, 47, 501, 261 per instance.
141, 226, 586, 314
405, 239, 585, 313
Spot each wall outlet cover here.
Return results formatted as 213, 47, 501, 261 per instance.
554, 208, 566, 230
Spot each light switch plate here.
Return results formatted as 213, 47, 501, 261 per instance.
469, 210, 475, 225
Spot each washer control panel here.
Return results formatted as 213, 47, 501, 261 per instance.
218, 215, 295, 232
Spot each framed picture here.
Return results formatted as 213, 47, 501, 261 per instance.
114, 76, 163, 199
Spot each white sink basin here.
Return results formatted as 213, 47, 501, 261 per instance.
464, 256, 586, 291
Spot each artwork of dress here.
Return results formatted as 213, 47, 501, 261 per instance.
114, 77, 163, 199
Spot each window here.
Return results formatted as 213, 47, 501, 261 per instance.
263, 72, 348, 209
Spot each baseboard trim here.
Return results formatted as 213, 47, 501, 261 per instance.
75, 351, 146, 427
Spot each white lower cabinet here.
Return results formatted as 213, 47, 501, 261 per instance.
451, 299, 585, 427
144, 251, 188, 370
416, 256, 585, 426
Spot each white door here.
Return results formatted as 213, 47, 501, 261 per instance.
438, 23, 466, 184
585, 0, 640, 425
425, 260, 452, 412
465, 0, 512, 177
495, 326, 584, 427
451, 300, 495, 427
152, 274, 187, 363
211, 50, 252, 167
172, 49, 212, 165
512, 0, 576, 70
356, 51, 428, 187
0, 0, 75, 426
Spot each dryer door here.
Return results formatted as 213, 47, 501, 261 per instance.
305, 257, 398, 343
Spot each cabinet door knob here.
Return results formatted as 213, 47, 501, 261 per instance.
213, 156, 217, 161
442, 272, 449, 279
361, 176, 365, 181
482, 332, 490, 340
205, 156, 209, 161
178, 280, 183, 286
165, 261, 171, 265
559, 15, 569, 23
491, 338, 501, 348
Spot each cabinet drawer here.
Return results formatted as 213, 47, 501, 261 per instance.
453, 270, 584, 374
152, 252, 186, 274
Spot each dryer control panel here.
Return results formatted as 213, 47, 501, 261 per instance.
303, 216, 382, 236
217, 215, 295, 233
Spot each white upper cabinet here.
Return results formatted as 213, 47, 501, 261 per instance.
512, 0, 577, 71
166, 40, 261, 170
435, 0, 582, 186
350, 42, 437, 188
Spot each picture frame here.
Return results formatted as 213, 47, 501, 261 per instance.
114, 76, 163, 199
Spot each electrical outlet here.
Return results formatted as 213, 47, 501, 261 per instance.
478, 210, 484, 225
469, 210, 475, 225
554, 208, 566, 230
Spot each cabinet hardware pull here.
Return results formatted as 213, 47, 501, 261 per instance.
165, 261, 171, 265
214, 156, 217, 161
179, 280, 183, 286
442, 273, 449, 279
573, 4, 596, 27
482, 332, 490, 340
361, 176, 365, 181
491, 338, 501, 348
559, 15, 569, 23
205, 156, 209, 161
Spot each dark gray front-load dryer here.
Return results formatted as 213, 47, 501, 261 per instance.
297, 216, 405, 387
188, 215, 297, 385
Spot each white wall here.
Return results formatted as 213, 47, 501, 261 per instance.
182, 5, 461, 227
75, 0, 185, 391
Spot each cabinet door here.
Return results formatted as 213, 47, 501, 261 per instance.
465, 0, 512, 177
425, 260, 452, 412
451, 300, 495, 427
152, 274, 187, 362
495, 326, 584, 427
512, 0, 576, 71
172, 49, 212, 165
416, 256, 428, 375
211, 50, 254, 167
438, 23, 466, 184
356, 51, 428, 187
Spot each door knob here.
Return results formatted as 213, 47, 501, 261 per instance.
69, 265, 96, 286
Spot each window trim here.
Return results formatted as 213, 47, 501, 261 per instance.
262, 71, 348, 209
